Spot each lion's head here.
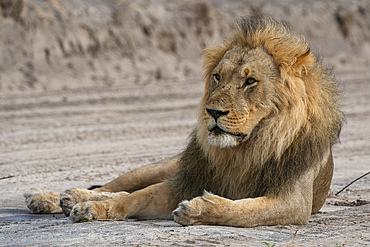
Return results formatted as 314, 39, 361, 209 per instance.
196, 16, 343, 164
200, 45, 280, 148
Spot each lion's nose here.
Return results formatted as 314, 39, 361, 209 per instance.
206, 108, 229, 120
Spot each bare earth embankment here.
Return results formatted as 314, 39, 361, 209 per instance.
0, 0, 370, 246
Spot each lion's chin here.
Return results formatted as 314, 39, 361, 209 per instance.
207, 133, 239, 148
206, 126, 246, 148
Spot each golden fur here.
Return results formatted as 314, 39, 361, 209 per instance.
25, 16, 344, 227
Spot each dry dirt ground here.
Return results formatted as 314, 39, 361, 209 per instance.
1, 70, 370, 246
1, 0, 370, 246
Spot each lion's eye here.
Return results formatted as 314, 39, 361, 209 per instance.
213, 74, 221, 83
242, 77, 257, 88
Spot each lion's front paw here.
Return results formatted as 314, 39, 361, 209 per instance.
172, 199, 201, 226
60, 189, 91, 216
24, 188, 62, 214
69, 200, 126, 223
173, 192, 232, 226
69, 201, 106, 223
60, 189, 128, 217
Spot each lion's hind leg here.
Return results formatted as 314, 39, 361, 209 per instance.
24, 188, 129, 216
24, 188, 62, 214
60, 189, 129, 216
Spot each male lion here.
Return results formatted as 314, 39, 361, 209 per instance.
24, 16, 344, 227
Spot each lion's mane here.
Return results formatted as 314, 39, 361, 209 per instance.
170, 16, 344, 201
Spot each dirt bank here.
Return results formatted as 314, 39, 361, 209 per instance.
1, 0, 369, 93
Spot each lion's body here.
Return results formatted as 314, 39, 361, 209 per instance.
24, 16, 344, 227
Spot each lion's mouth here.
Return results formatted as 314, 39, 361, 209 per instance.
210, 126, 247, 140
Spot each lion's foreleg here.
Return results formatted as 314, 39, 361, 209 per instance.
173, 192, 311, 227
173, 170, 315, 227
69, 181, 179, 223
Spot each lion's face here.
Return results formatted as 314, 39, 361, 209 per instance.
200, 46, 280, 148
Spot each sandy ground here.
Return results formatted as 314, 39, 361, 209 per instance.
1, 70, 370, 246
1, 0, 370, 246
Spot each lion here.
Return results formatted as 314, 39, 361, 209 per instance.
24, 16, 344, 227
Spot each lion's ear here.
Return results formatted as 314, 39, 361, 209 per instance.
292, 48, 314, 68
